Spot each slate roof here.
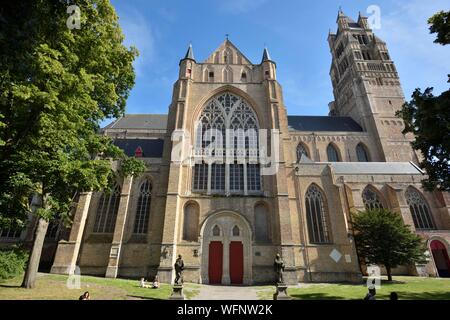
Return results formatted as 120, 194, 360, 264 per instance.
113, 138, 165, 158
184, 44, 195, 60
330, 162, 424, 175
104, 114, 168, 131
287, 116, 363, 132
104, 114, 364, 133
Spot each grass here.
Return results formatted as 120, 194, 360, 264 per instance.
0, 273, 200, 300
257, 276, 450, 300
1, 274, 449, 300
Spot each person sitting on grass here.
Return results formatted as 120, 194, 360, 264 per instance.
364, 287, 376, 300
140, 277, 150, 288
79, 291, 90, 300
152, 275, 160, 289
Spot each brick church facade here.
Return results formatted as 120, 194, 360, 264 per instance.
3, 11, 450, 284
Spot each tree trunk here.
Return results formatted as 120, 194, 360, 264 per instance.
21, 217, 49, 289
386, 265, 392, 282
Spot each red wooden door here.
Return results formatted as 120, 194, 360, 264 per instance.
208, 241, 223, 284
229, 241, 244, 284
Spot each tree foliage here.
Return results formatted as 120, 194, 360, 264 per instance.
396, 10, 450, 191
0, 246, 29, 282
429, 10, 450, 45
352, 209, 426, 281
0, 0, 144, 288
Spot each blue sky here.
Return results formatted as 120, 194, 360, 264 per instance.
108, 0, 450, 124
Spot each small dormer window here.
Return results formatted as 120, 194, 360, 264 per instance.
135, 146, 143, 158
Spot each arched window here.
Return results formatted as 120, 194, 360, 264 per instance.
296, 143, 309, 162
232, 225, 240, 236
305, 185, 331, 244
193, 92, 261, 194
356, 143, 370, 162
133, 179, 152, 234
362, 186, 384, 210
327, 143, 341, 162
255, 203, 270, 242
212, 225, 221, 236
94, 183, 121, 233
182, 203, 199, 241
405, 187, 436, 230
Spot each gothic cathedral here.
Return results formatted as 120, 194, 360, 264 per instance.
4, 11, 449, 284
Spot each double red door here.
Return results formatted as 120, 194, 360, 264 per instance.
208, 241, 244, 284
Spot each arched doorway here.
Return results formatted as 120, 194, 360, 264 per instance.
200, 211, 252, 285
430, 240, 450, 278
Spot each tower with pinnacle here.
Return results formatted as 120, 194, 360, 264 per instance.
328, 10, 418, 162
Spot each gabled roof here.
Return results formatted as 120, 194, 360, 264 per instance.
203, 39, 252, 65
287, 116, 363, 132
104, 114, 168, 131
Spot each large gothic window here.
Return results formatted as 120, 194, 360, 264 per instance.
93, 183, 121, 233
255, 203, 270, 242
296, 143, 309, 162
305, 185, 331, 244
356, 143, 370, 162
193, 92, 261, 194
133, 179, 152, 234
362, 186, 384, 210
405, 187, 435, 230
327, 144, 341, 162
183, 202, 199, 241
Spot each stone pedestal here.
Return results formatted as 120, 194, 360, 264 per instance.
273, 283, 291, 300
169, 284, 185, 300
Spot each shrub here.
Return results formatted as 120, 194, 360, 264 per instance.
0, 246, 29, 282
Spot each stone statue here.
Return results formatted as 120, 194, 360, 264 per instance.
174, 254, 184, 284
274, 253, 285, 284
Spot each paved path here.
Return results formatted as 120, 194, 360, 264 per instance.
192, 284, 269, 300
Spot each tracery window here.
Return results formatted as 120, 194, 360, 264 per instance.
405, 187, 435, 230
193, 92, 261, 195
296, 143, 309, 162
305, 185, 331, 244
327, 143, 341, 162
362, 187, 384, 210
93, 183, 121, 233
133, 179, 152, 234
356, 143, 370, 162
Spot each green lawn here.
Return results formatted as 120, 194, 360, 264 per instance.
0, 273, 200, 300
257, 276, 450, 300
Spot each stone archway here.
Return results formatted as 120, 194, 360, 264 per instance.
200, 211, 252, 285
430, 239, 450, 278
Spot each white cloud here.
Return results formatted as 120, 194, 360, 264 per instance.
118, 8, 155, 77
376, 0, 450, 95
218, 0, 268, 14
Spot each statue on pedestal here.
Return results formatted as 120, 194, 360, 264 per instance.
174, 254, 184, 285
274, 253, 285, 284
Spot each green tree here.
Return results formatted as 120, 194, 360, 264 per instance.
352, 209, 426, 282
0, 0, 144, 288
396, 10, 450, 191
